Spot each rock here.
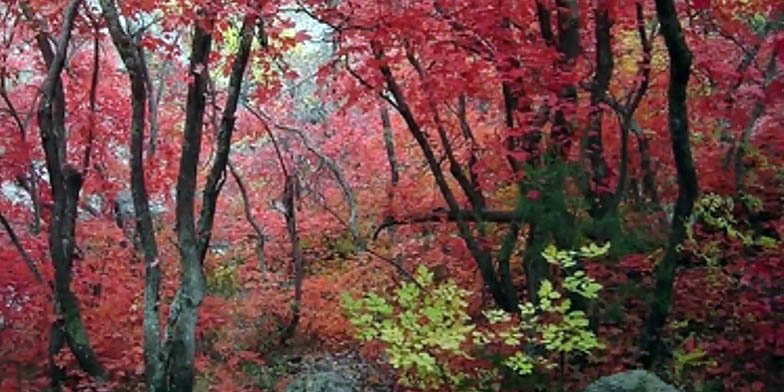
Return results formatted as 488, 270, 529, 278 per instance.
285, 370, 359, 392
584, 370, 681, 392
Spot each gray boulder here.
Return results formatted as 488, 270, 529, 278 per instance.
285, 370, 358, 392
584, 370, 681, 392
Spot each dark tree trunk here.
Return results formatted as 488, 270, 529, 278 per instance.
229, 162, 267, 272
550, 0, 580, 159
373, 42, 518, 311
639, 0, 698, 369
99, 0, 165, 388
281, 174, 304, 343
0, 212, 44, 283
101, 3, 254, 390
166, 23, 213, 392
380, 105, 400, 187
34, 0, 108, 386
380, 105, 399, 239
168, 16, 253, 391
586, 6, 614, 219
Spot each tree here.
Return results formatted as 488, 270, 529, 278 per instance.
638, 0, 698, 369
33, 0, 107, 386
100, 0, 254, 389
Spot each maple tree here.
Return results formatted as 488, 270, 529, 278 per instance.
0, 0, 783, 391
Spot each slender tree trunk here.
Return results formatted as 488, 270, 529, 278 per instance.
167, 22, 212, 391
100, 0, 164, 387
586, 6, 614, 219
734, 49, 778, 194
33, 0, 108, 386
168, 17, 253, 390
550, 0, 580, 158
640, 0, 698, 369
281, 174, 304, 343
380, 106, 400, 187
374, 42, 517, 311
229, 162, 267, 272
632, 120, 660, 208
0, 212, 44, 283
380, 105, 399, 239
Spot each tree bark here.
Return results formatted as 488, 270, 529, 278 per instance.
550, 0, 580, 158
379, 104, 399, 239
380, 105, 400, 186
586, 5, 614, 219
167, 16, 252, 390
99, 0, 164, 388
34, 0, 108, 386
280, 174, 304, 343
102, 4, 254, 389
639, 0, 698, 369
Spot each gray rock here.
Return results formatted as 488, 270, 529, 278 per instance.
584, 370, 681, 392
285, 370, 359, 392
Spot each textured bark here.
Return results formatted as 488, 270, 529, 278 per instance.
280, 174, 304, 343
168, 17, 253, 391
167, 23, 212, 392
379, 105, 399, 239
639, 0, 698, 369
102, 4, 254, 389
380, 105, 400, 186
34, 0, 107, 386
99, 0, 164, 388
586, 6, 614, 218
632, 120, 660, 207
82, 24, 100, 173
550, 0, 580, 158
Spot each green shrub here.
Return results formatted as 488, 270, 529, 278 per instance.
341, 242, 608, 391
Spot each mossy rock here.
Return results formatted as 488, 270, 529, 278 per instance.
584, 370, 681, 392
285, 370, 358, 392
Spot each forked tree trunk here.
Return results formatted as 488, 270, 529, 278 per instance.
101, 2, 255, 389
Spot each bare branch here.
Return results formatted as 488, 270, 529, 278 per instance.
0, 212, 44, 284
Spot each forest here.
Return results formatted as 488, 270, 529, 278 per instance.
0, 0, 782, 391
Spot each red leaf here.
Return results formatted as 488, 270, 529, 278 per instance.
693, 0, 711, 10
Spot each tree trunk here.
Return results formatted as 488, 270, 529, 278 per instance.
100, 0, 164, 387
101, 4, 254, 389
281, 174, 304, 343
229, 162, 267, 272
373, 42, 518, 311
167, 16, 253, 390
586, 6, 614, 219
639, 0, 698, 369
734, 49, 778, 195
34, 0, 108, 386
